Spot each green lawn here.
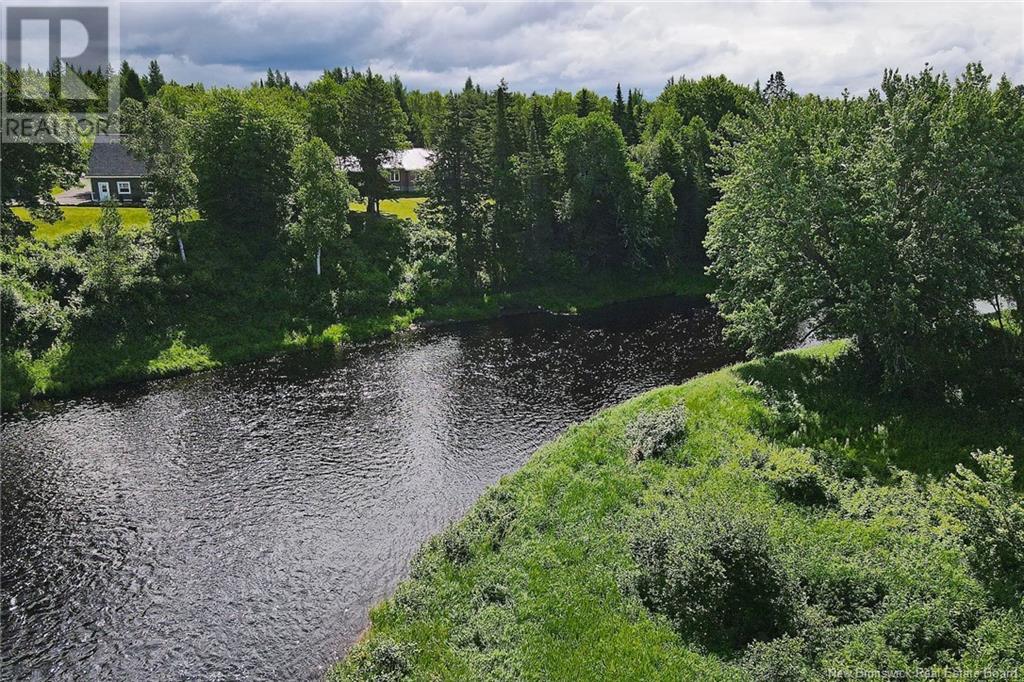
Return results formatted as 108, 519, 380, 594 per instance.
333, 342, 1024, 680
15, 197, 426, 242
350, 197, 426, 222
14, 206, 153, 242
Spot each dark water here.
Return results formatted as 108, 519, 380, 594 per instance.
1, 296, 737, 681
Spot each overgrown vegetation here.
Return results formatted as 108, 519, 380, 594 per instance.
707, 65, 1023, 392
333, 342, 1024, 680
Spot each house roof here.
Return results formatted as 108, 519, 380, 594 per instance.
86, 134, 148, 177
336, 147, 432, 173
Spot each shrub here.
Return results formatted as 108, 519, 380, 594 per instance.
629, 497, 801, 651
760, 448, 835, 507
741, 635, 810, 682
799, 556, 886, 626
342, 638, 415, 681
940, 448, 1024, 604
624, 402, 688, 462
425, 486, 519, 568
960, 613, 1024, 673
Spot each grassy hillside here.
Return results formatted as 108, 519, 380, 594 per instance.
333, 342, 1024, 681
14, 197, 425, 242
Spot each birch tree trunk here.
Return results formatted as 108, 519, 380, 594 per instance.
316, 245, 321, 276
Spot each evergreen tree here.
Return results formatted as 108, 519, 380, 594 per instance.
575, 88, 598, 117
120, 60, 146, 103
762, 71, 791, 102
422, 88, 489, 282
624, 90, 638, 144
145, 60, 166, 97
490, 79, 522, 287
612, 84, 627, 134
515, 100, 556, 269
337, 70, 409, 214
391, 75, 424, 147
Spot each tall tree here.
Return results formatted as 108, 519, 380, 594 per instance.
515, 100, 556, 270
120, 60, 147, 103
490, 79, 522, 287
575, 88, 598, 117
391, 75, 424, 147
762, 71, 792, 102
288, 137, 355, 276
550, 112, 643, 269
643, 173, 677, 270
193, 91, 300, 234
612, 84, 627, 134
707, 64, 1022, 389
422, 89, 489, 281
120, 99, 197, 262
145, 60, 166, 97
307, 75, 346, 153
338, 71, 408, 214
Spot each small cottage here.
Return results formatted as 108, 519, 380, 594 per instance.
85, 134, 148, 204
336, 147, 432, 193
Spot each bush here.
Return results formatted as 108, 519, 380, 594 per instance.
759, 448, 835, 506
342, 638, 415, 681
629, 497, 801, 651
799, 555, 886, 626
741, 635, 810, 682
961, 613, 1024, 673
624, 402, 688, 462
940, 448, 1024, 604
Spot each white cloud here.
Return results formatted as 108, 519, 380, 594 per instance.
120, 0, 1024, 95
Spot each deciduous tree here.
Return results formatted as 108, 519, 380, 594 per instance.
288, 137, 355, 276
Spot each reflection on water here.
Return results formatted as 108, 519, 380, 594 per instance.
1, 297, 738, 680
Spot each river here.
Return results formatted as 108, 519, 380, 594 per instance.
1, 296, 738, 680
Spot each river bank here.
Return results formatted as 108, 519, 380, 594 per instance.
333, 340, 1024, 680
1, 294, 739, 680
1, 267, 712, 411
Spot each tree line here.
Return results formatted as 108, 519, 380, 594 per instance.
2, 60, 1021, 401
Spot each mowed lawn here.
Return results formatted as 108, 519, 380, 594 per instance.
349, 197, 426, 222
15, 197, 425, 242
14, 206, 153, 242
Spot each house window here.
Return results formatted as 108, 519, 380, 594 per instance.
389, 169, 400, 183
117, 181, 132, 194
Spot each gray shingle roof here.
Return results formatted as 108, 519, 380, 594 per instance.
86, 134, 148, 177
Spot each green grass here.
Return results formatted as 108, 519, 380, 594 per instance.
15, 206, 153, 242
332, 342, 1024, 681
350, 197, 426, 222
15, 197, 426, 242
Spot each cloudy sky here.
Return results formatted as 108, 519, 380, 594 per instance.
114, 1, 1023, 95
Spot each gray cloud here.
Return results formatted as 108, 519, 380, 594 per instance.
118, 1, 1024, 95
